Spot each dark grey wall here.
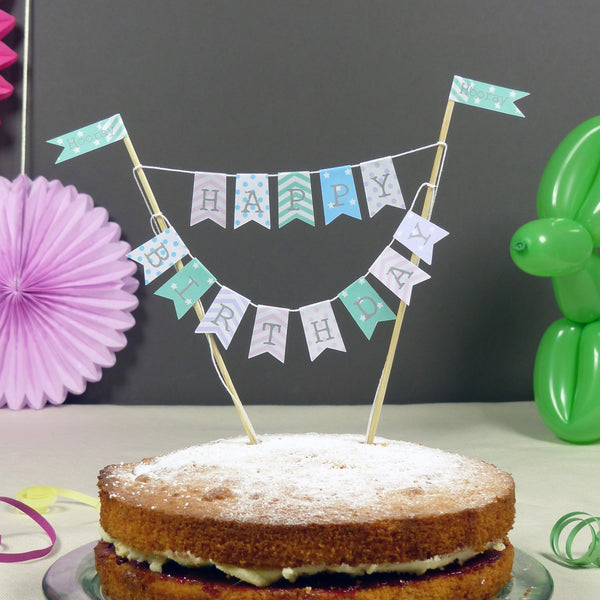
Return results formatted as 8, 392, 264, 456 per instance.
1, 1, 597, 406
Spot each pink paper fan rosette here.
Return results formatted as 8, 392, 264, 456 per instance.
0, 175, 139, 409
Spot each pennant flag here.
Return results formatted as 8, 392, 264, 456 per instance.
393, 211, 449, 265
47, 114, 128, 163
195, 287, 250, 349
248, 305, 290, 362
278, 171, 315, 227
127, 228, 189, 284
369, 246, 430, 305
154, 259, 215, 319
449, 75, 529, 118
320, 165, 362, 225
360, 157, 405, 217
191, 172, 227, 228
299, 300, 346, 361
234, 173, 271, 229
338, 277, 396, 339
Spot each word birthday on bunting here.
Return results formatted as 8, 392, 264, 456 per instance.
127, 209, 449, 362
189, 152, 407, 230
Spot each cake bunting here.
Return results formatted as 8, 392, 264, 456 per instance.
48, 75, 528, 443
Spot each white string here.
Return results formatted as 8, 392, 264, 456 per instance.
134, 141, 446, 179
20, 0, 31, 174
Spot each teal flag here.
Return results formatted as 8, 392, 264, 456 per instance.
47, 114, 128, 163
449, 75, 528, 118
278, 171, 315, 227
339, 277, 396, 339
155, 258, 215, 319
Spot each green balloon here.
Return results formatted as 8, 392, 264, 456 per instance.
510, 217, 593, 277
537, 115, 600, 221
534, 318, 600, 443
552, 252, 600, 323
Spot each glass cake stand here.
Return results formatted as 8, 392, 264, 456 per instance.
42, 541, 553, 600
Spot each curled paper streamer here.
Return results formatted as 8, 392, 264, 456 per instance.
0, 496, 56, 562
550, 511, 600, 567
0, 487, 99, 563
16, 486, 100, 513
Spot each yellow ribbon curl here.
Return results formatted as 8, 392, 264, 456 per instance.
16, 486, 99, 514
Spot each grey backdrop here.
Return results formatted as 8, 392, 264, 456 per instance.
1, 1, 598, 407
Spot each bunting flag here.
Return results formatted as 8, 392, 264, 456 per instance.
360, 157, 405, 217
234, 173, 271, 229
338, 277, 396, 339
449, 75, 529, 118
154, 258, 215, 318
191, 172, 227, 228
47, 114, 128, 163
393, 211, 449, 264
127, 228, 189, 284
248, 305, 290, 362
278, 171, 315, 227
320, 165, 362, 225
300, 300, 346, 361
195, 287, 251, 348
369, 246, 430, 305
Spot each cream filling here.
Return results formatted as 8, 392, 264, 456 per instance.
100, 529, 505, 587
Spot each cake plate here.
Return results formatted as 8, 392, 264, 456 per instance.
42, 541, 553, 600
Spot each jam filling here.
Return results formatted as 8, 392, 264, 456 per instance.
96, 541, 504, 591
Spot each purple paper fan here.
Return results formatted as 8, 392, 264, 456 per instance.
0, 175, 139, 409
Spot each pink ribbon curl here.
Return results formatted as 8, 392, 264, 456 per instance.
0, 496, 57, 562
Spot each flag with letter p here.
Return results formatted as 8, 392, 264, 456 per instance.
47, 114, 128, 163
449, 75, 528, 118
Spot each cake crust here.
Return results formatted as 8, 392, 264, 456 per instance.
98, 434, 515, 569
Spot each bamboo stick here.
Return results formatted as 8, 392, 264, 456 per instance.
366, 100, 455, 443
122, 135, 258, 444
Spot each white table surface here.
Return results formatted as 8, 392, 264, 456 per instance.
1, 401, 598, 599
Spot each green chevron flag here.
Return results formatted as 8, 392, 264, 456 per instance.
278, 171, 315, 227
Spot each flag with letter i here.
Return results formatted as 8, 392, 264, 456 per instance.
449, 75, 529, 118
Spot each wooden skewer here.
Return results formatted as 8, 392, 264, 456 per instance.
366, 99, 455, 444
122, 135, 258, 444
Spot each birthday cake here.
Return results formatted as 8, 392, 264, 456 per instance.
94, 434, 515, 600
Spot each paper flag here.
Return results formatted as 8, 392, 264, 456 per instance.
449, 75, 529, 118
278, 171, 315, 227
300, 301, 346, 361
234, 173, 270, 229
360, 157, 405, 217
320, 166, 361, 225
195, 287, 250, 349
154, 259, 215, 319
369, 246, 430, 304
47, 114, 128, 163
393, 211, 449, 264
248, 305, 290, 362
127, 228, 189, 284
338, 277, 396, 339
191, 172, 227, 228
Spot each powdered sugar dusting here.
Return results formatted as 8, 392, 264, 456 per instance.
105, 434, 512, 525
